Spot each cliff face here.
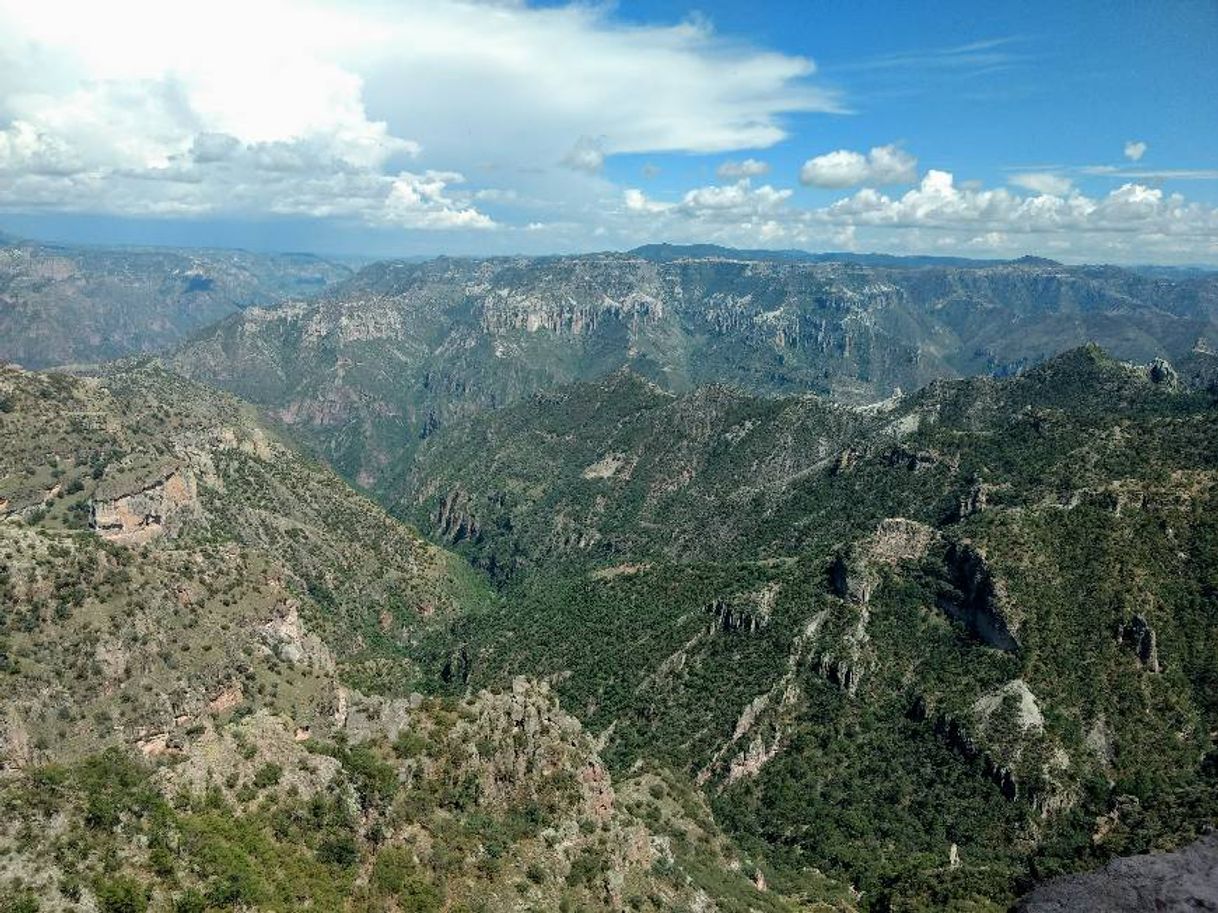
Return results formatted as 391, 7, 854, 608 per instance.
171, 251, 1218, 492
939, 540, 1021, 651
89, 464, 199, 545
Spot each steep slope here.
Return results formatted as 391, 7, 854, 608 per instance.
170, 251, 1218, 492
399, 347, 1218, 908
0, 236, 351, 369
0, 360, 485, 763
0, 363, 854, 912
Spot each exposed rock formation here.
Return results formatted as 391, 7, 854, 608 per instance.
1147, 357, 1179, 388
582, 452, 632, 480
259, 598, 334, 671
458, 677, 615, 823
939, 541, 1021, 651
90, 464, 198, 544
1121, 613, 1162, 673
832, 518, 938, 605
955, 477, 991, 520
973, 679, 1045, 734
433, 488, 481, 544
1014, 834, 1218, 912
706, 583, 779, 634
725, 734, 783, 785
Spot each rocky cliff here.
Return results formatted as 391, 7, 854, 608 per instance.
170, 250, 1218, 492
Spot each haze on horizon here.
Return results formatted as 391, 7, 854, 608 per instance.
0, 0, 1215, 265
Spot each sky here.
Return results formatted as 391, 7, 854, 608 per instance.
0, 0, 1216, 264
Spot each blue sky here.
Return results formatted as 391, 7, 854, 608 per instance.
604, 0, 1218, 208
617, 2, 1215, 186
1, 0, 1215, 263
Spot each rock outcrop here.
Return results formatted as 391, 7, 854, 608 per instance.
973, 679, 1045, 734
1014, 834, 1218, 912
1121, 613, 1162, 673
90, 464, 198, 544
456, 677, 615, 823
939, 541, 1021, 651
832, 518, 938, 605
706, 583, 780, 634
433, 487, 482, 544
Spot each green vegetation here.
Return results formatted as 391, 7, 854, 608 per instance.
394, 346, 1218, 909
3, 336, 1217, 911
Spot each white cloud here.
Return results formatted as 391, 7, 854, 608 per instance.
625, 178, 791, 218
562, 136, 606, 174
1080, 165, 1218, 181
679, 180, 791, 214
0, 0, 839, 228
0, 1, 1210, 264
0, 1, 494, 228
620, 168, 1218, 264
1008, 172, 1073, 195
624, 188, 671, 214
717, 158, 770, 179
799, 144, 917, 188
1124, 140, 1147, 162
822, 170, 1218, 239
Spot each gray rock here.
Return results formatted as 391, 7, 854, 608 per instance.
1013, 835, 1218, 912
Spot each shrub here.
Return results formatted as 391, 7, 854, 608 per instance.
370, 848, 442, 912
94, 876, 149, 913
252, 763, 282, 789
316, 836, 359, 868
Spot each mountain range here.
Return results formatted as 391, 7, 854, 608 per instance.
1, 236, 1216, 911
395, 345, 1218, 906
0, 235, 351, 369
166, 246, 1218, 493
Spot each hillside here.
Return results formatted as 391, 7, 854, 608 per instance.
0, 362, 849, 912
170, 251, 1218, 492
0, 237, 351, 369
0, 361, 487, 759
396, 347, 1218, 908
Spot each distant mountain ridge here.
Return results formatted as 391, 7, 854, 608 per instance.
0, 232, 352, 369
628, 241, 1021, 268
171, 248, 1218, 492
628, 242, 1218, 274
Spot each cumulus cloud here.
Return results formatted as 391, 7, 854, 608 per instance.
562, 136, 606, 174
799, 144, 917, 188
822, 170, 1218, 238
1008, 172, 1073, 195
625, 178, 791, 219
1124, 140, 1148, 162
0, 0, 839, 228
624, 188, 671, 215
0, 1, 497, 228
621, 168, 1218, 263
717, 158, 770, 179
